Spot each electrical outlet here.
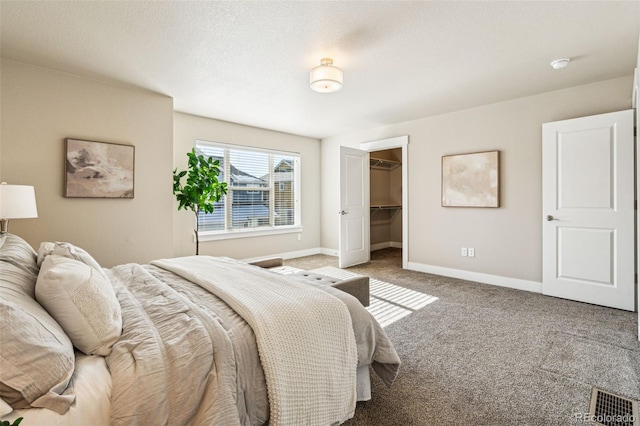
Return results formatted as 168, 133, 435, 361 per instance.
461, 247, 467, 257
468, 248, 475, 257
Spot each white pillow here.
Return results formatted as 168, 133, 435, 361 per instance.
0, 396, 13, 417
37, 241, 108, 281
35, 255, 122, 356
36, 241, 55, 267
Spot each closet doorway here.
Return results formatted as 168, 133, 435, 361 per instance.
370, 148, 402, 251
361, 136, 408, 269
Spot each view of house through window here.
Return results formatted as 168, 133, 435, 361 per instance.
195, 140, 300, 235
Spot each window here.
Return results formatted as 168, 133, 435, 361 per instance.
195, 140, 301, 240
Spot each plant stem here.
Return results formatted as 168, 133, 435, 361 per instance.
195, 209, 200, 255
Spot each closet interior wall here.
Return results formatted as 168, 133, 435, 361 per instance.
370, 148, 403, 251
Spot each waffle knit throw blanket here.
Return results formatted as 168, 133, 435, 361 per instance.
152, 256, 358, 425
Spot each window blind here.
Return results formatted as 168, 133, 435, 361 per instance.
195, 140, 300, 234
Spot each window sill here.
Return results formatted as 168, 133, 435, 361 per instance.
198, 226, 303, 242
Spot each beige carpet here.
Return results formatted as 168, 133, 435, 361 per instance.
284, 248, 640, 426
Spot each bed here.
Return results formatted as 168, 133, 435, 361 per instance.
0, 233, 400, 425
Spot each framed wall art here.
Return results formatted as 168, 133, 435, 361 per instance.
442, 150, 499, 207
65, 138, 135, 198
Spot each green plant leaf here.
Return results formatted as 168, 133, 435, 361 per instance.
173, 149, 227, 254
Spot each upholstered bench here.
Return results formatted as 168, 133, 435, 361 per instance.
248, 258, 370, 307
290, 270, 370, 307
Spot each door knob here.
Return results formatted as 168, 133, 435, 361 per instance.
546, 215, 559, 221
339, 210, 348, 215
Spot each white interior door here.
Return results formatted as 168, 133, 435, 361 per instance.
339, 146, 370, 268
542, 109, 635, 311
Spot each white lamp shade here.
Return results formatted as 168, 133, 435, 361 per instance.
0, 184, 38, 219
310, 59, 343, 93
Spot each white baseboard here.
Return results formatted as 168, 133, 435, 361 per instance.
319, 247, 339, 257
245, 250, 541, 294
407, 261, 542, 293
371, 241, 403, 251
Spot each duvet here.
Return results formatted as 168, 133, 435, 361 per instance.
105, 256, 400, 426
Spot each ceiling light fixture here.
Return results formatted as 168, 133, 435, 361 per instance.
310, 58, 343, 93
550, 58, 570, 70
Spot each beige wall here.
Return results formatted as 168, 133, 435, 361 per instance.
1, 57, 633, 282
173, 112, 321, 259
0, 60, 174, 267
322, 75, 634, 282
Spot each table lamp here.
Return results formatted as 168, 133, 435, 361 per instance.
0, 182, 38, 234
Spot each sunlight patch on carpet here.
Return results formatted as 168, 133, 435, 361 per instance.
310, 266, 438, 327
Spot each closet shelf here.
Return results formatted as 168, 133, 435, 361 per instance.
370, 204, 401, 223
370, 204, 402, 210
370, 157, 401, 171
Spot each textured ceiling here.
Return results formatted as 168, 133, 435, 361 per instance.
1, 1, 638, 139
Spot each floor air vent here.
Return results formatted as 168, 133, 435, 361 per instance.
589, 387, 639, 426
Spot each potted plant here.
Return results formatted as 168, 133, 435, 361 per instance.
173, 148, 227, 255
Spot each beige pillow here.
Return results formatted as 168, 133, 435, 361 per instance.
0, 234, 39, 298
36, 255, 122, 356
0, 296, 75, 414
1, 233, 76, 414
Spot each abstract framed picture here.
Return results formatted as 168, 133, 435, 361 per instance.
442, 150, 499, 207
65, 138, 135, 198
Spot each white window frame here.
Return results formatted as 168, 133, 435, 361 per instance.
195, 140, 302, 242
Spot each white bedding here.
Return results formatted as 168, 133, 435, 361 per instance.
2, 254, 400, 425
1, 354, 111, 425
153, 256, 359, 425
